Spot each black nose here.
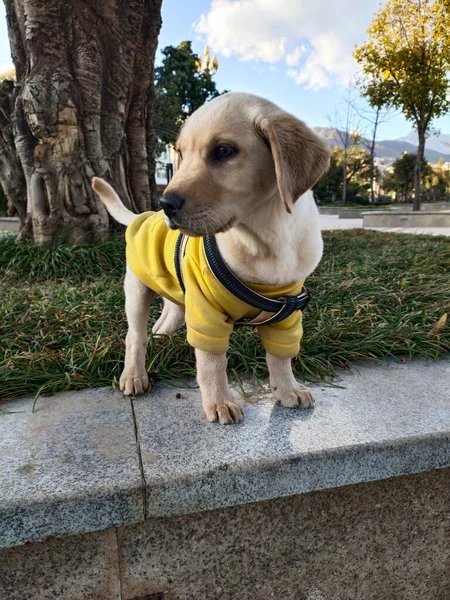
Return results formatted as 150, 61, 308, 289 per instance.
159, 193, 185, 218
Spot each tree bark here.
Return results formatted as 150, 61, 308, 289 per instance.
342, 158, 348, 203
1, 0, 162, 245
369, 107, 380, 204
414, 127, 426, 212
0, 79, 30, 235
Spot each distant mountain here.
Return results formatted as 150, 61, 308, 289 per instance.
396, 130, 450, 155
375, 139, 450, 164
314, 127, 450, 166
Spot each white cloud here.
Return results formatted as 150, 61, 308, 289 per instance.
286, 45, 307, 68
195, 0, 379, 90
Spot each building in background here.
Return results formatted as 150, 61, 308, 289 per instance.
155, 144, 177, 190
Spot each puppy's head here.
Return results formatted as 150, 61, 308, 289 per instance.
161, 92, 330, 236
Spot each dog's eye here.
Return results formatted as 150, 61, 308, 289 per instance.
214, 145, 238, 161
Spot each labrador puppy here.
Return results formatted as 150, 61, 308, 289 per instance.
92, 92, 330, 424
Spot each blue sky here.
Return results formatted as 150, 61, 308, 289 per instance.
1, 1, 449, 140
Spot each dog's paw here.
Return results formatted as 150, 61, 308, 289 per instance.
273, 385, 315, 409
152, 320, 182, 336
152, 301, 185, 336
119, 369, 149, 396
204, 398, 244, 424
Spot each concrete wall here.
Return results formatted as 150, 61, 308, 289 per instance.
3, 362, 449, 599
338, 209, 367, 218
364, 211, 450, 228
0, 217, 19, 231
318, 207, 341, 215
2, 468, 449, 600
320, 203, 450, 220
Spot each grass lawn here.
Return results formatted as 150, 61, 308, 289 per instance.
1, 229, 449, 403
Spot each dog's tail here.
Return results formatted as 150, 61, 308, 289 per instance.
92, 177, 137, 226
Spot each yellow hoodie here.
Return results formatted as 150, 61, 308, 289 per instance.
126, 211, 305, 358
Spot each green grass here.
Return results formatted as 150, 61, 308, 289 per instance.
1, 230, 449, 402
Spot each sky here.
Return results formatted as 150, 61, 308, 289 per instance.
1, 0, 449, 141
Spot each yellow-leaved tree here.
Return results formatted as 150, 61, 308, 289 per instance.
354, 0, 450, 211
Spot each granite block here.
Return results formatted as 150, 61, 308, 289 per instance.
0, 528, 121, 600
2, 358, 449, 552
0, 387, 144, 549
132, 359, 450, 517
118, 468, 450, 600
363, 211, 450, 228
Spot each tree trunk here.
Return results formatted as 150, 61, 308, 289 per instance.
0, 78, 30, 237
342, 158, 348, 203
413, 127, 426, 212
1, 0, 162, 245
369, 107, 380, 204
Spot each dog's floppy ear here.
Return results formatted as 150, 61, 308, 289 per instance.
256, 113, 331, 213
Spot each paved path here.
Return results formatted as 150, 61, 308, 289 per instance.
320, 214, 450, 236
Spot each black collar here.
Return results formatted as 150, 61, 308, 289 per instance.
175, 233, 311, 327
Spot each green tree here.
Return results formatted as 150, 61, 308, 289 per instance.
155, 42, 222, 146
354, 0, 450, 211
314, 146, 375, 203
383, 152, 431, 201
314, 150, 342, 202
341, 146, 374, 193
423, 158, 450, 202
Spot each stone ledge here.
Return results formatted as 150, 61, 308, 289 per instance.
363, 211, 450, 228
0, 216, 19, 231
0, 387, 144, 549
1, 359, 449, 550
136, 360, 450, 518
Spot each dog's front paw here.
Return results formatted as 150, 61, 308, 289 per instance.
119, 369, 149, 396
204, 398, 244, 424
273, 385, 315, 409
